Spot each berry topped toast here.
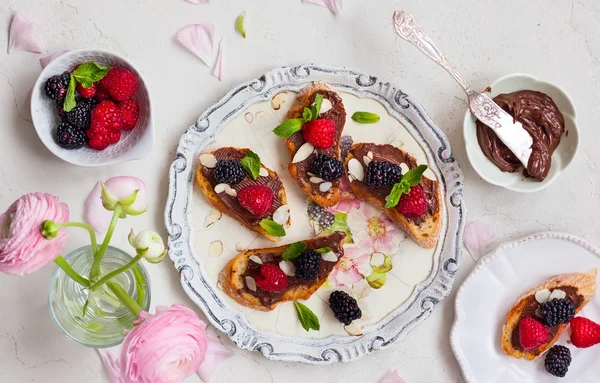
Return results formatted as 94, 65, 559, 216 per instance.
345, 143, 442, 248
275, 82, 346, 207
196, 147, 290, 242
219, 231, 346, 311
501, 269, 597, 360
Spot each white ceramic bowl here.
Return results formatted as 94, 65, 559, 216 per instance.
31, 48, 154, 166
463, 73, 579, 192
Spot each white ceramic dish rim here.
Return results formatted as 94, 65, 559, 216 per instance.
450, 231, 599, 382
462, 73, 579, 193
165, 64, 467, 364
30, 48, 155, 167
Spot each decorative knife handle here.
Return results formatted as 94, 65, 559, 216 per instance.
392, 11, 473, 94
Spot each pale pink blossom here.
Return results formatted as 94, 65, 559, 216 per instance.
302, 0, 343, 14
329, 246, 368, 287
463, 221, 498, 261
380, 369, 407, 383
328, 196, 360, 214
8, 13, 45, 53
211, 39, 224, 81
0, 193, 69, 275
176, 24, 215, 66
347, 203, 402, 255
40, 50, 69, 68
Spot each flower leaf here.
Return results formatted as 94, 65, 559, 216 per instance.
235, 11, 247, 38
63, 75, 77, 112
282, 241, 307, 261
259, 219, 286, 237
72, 62, 109, 88
351, 111, 380, 124
384, 165, 428, 208
273, 118, 304, 138
324, 212, 353, 243
302, 107, 313, 122
240, 150, 261, 180
294, 301, 320, 332
315, 246, 332, 254
366, 269, 387, 289
310, 93, 324, 120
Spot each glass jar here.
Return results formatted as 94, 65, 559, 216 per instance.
47, 245, 151, 348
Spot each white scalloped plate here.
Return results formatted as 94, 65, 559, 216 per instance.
165, 65, 466, 363
451, 232, 600, 382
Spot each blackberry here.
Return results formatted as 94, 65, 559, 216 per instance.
296, 250, 321, 280
318, 212, 335, 229
540, 298, 575, 327
340, 135, 353, 160
44, 72, 70, 101
55, 121, 86, 150
365, 160, 402, 187
306, 201, 334, 229
544, 345, 571, 378
329, 290, 362, 325
310, 154, 343, 181
213, 160, 245, 184
65, 99, 96, 130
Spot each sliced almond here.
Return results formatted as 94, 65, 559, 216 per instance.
318, 98, 333, 114
259, 168, 269, 177
321, 251, 338, 262
348, 158, 364, 182
244, 112, 254, 124
204, 208, 222, 228
271, 92, 287, 110
272, 205, 290, 226
245, 276, 257, 291
319, 182, 332, 193
236, 242, 248, 251
292, 142, 314, 163
367, 151, 374, 160
199, 153, 217, 168
549, 289, 567, 301
390, 139, 404, 148
249, 255, 263, 265
307, 172, 317, 177
535, 289, 552, 304
344, 322, 363, 336
279, 260, 296, 276
363, 156, 371, 167
370, 252, 385, 267
254, 111, 265, 119
214, 183, 227, 194
208, 240, 223, 257
310, 176, 324, 184
224, 185, 237, 197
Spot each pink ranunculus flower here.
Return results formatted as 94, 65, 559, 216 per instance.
0, 193, 69, 275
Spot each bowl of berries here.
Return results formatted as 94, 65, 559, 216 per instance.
31, 48, 153, 166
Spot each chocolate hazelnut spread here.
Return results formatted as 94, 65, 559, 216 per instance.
509, 286, 583, 354
349, 144, 440, 225
201, 148, 284, 226
288, 91, 346, 194
240, 231, 346, 307
476, 90, 565, 181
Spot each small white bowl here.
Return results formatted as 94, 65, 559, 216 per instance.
31, 48, 154, 166
463, 73, 579, 193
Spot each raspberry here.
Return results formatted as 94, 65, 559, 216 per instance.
397, 185, 428, 218
296, 250, 321, 280
255, 264, 287, 292
86, 123, 114, 151
329, 291, 362, 325
94, 86, 111, 102
55, 122, 86, 150
65, 99, 97, 130
44, 73, 70, 102
519, 317, 549, 350
340, 135, 353, 160
540, 298, 575, 327
76, 82, 97, 99
365, 160, 402, 187
119, 99, 139, 130
100, 67, 137, 101
213, 160, 245, 184
88, 136, 110, 151
237, 185, 274, 217
91, 101, 124, 131
570, 317, 600, 348
310, 154, 343, 182
302, 119, 336, 149
108, 130, 121, 144
544, 345, 571, 377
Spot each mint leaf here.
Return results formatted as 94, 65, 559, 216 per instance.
311, 94, 324, 120
273, 118, 304, 138
282, 241, 307, 261
294, 301, 320, 332
73, 62, 109, 88
402, 164, 428, 187
235, 11, 247, 38
384, 165, 428, 208
315, 247, 332, 254
352, 111, 380, 124
63, 75, 77, 112
259, 219, 286, 237
240, 150, 261, 180
302, 107, 312, 122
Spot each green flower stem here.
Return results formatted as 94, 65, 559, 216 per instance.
90, 253, 143, 291
132, 265, 146, 306
106, 280, 142, 317
58, 222, 98, 254
89, 204, 123, 280
54, 256, 90, 287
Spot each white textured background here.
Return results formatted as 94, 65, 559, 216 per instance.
1, 0, 599, 382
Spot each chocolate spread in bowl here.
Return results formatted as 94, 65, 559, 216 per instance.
349, 144, 440, 225
476, 90, 565, 181
240, 231, 345, 307
201, 148, 283, 226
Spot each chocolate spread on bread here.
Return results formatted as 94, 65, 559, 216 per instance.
240, 231, 345, 307
201, 148, 283, 226
476, 90, 565, 181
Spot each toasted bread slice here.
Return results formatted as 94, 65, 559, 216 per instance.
345, 143, 442, 248
196, 147, 290, 242
285, 82, 346, 207
219, 231, 346, 311
501, 269, 597, 360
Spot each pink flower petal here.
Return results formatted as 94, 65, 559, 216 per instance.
380, 369, 407, 383
197, 336, 232, 382
186, 0, 209, 3
176, 24, 216, 66
211, 39, 224, 81
302, 0, 343, 13
97, 349, 124, 383
40, 50, 69, 68
84, 182, 112, 233
9, 13, 45, 54
463, 221, 498, 261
